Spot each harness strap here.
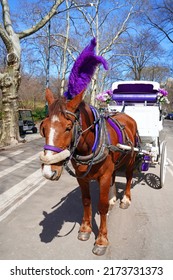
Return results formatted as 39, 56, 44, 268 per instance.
106, 116, 125, 144
64, 151, 96, 178
90, 105, 100, 152
65, 110, 78, 119
69, 120, 82, 159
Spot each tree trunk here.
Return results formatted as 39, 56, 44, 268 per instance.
0, 64, 21, 146
90, 69, 99, 106
60, 0, 70, 96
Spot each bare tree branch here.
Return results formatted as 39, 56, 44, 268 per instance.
17, 0, 65, 39
1, 0, 14, 36
0, 23, 13, 52
146, 15, 173, 44
100, 6, 134, 56
0, 0, 21, 58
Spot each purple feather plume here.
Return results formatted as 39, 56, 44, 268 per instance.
64, 38, 108, 99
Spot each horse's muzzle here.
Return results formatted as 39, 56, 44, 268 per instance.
41, 164, 63, 181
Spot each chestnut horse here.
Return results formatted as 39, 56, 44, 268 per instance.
40, 89, 138, 255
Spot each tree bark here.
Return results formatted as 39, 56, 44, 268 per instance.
0, 64, 21, 146
0, 0, 21, 146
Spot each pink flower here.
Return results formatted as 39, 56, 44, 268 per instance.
96, 89, 113, 103
157, 88, 169, 104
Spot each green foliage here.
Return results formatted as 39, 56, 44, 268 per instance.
32, 107, 46, 121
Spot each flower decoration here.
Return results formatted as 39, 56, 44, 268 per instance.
157, 88, 170, 104
96, 89, 113, 104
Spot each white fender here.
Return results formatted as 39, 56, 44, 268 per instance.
40, 149, 70, 164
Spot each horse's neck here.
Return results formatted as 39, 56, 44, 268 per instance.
79, 102, 93, 128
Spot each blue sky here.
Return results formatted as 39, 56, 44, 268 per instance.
2, 0, 172, 79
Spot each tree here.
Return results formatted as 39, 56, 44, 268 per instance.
119, 31, 164, 80
165, 78, 173, 113
140, 65, 170, 82
145, 0, 173, 44
0, 0, 65, 146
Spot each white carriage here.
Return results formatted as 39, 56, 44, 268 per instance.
108, 81, 167, 188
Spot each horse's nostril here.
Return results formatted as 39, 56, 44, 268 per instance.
51, 170, 57, 180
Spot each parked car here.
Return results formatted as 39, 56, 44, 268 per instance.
19, 109, 38, 135
165, 113, 173, 120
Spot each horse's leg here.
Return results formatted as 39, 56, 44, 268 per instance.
120, 157, 135, 209
92, 175, 111, 256
77, 179, 92, 241
108, 170, 116, 212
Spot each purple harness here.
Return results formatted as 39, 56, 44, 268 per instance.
90, 106, 100, 152
44, 145, 63, 153
106, 116, 123, 144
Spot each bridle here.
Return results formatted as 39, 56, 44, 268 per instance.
43, 110, 80, 155
41, 107, 102, 178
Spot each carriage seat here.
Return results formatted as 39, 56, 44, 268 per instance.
112, 81, 159, 105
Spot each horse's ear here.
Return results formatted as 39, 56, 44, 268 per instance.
45, 88, 54, 105
66, 89, 85, 112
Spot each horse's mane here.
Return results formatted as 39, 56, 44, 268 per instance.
49, 96, 66, 117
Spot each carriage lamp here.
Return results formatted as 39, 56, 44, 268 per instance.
141, 155, 151, 171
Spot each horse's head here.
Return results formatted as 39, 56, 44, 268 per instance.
40, 89, 84, 180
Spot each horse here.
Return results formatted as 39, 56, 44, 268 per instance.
39, 88, 138, 256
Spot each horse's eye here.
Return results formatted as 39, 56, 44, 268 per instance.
65, 126, 72, 132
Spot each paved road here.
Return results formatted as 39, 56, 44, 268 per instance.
0, 120, 173, 260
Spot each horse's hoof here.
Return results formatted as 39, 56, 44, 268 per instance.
120, 201, 130, 209
120, 195, 131, 209
78, 231, 91, 241
92, 244, 107, 256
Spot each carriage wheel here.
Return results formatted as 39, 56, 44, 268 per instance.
160, 140, 167, 188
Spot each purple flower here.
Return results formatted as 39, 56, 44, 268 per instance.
159, 88, 168, 96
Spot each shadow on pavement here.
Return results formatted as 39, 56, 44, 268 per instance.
39, 182, 100, 244
39, 169, 161, 244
